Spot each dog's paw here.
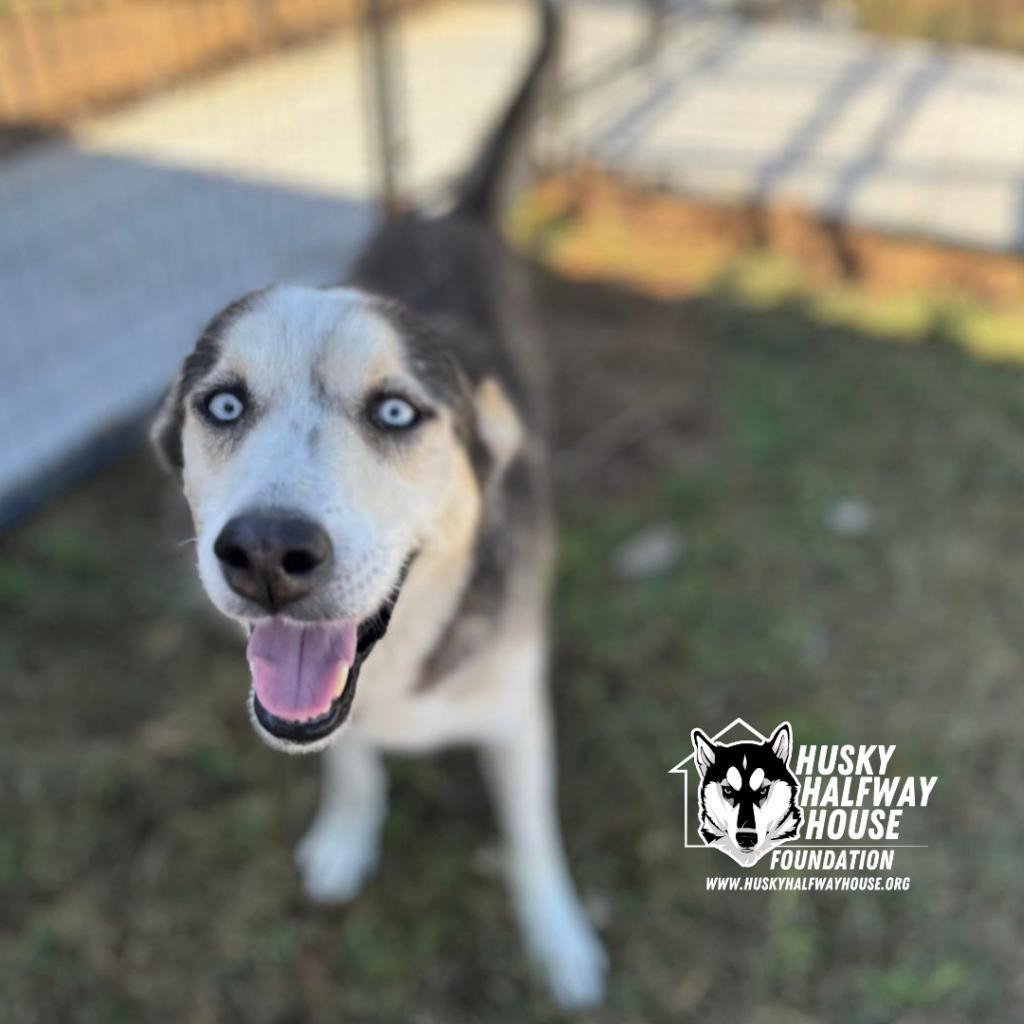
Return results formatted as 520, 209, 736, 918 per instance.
527, 900, 608, 1009
295, 816, 379, 904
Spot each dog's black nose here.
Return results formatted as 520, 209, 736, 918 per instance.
736, 831, 758, 849
214, 512, 333, 610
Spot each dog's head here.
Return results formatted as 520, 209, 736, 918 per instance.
153, 285, 521, 752
691, 722, 802, 867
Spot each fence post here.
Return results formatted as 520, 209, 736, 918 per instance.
362, 0, 404, 211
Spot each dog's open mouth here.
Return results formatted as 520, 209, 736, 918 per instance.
247, 617, 357, 744
246, 564, 411, 749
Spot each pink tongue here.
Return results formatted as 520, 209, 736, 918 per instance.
247, 619, 358, 722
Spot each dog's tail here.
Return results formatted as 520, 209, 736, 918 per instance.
451, 0, 561, 223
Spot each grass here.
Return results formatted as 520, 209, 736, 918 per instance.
3, 245, 1024, 1021
717, 249, 1024, 362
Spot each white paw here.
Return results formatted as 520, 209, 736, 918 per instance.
526, 899, 608, 1009
295, 816, 380, 904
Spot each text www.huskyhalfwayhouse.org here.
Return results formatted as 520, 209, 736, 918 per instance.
706, 848, 911, 890
707, 875, 911, 891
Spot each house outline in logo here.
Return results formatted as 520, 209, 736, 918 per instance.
669, 717, 803, 866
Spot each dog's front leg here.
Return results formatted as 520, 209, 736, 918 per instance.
482, 638, 607, 1008
296, 731, 387, 903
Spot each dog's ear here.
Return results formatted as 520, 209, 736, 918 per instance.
768, 722, 793, 765
473, 376, 523, 482
150, 374, 186, 476
691, 729, 716, 777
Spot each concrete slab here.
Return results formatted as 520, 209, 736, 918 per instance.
572, 12, 1024, 252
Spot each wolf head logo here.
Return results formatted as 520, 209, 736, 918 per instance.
691, 721, 802, 867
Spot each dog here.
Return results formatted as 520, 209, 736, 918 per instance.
150, 0, 606, 1007
691, 722, 802, 867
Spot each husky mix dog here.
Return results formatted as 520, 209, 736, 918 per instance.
151, 0, 605, 1007
690, 722, 802, 867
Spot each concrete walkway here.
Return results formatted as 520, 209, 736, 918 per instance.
568, 9, 1024, 253
0, 0, 572, 514
3, 0, 1024, 512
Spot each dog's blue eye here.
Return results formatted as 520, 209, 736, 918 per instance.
371, 395, 420, 431
206, 390, 245, 424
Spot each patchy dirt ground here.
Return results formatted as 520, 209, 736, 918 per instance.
517, 172, 1024, 306
850, 0, 1024, 53
2, 260, 1023, 1022
515, 172, 1024, 363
